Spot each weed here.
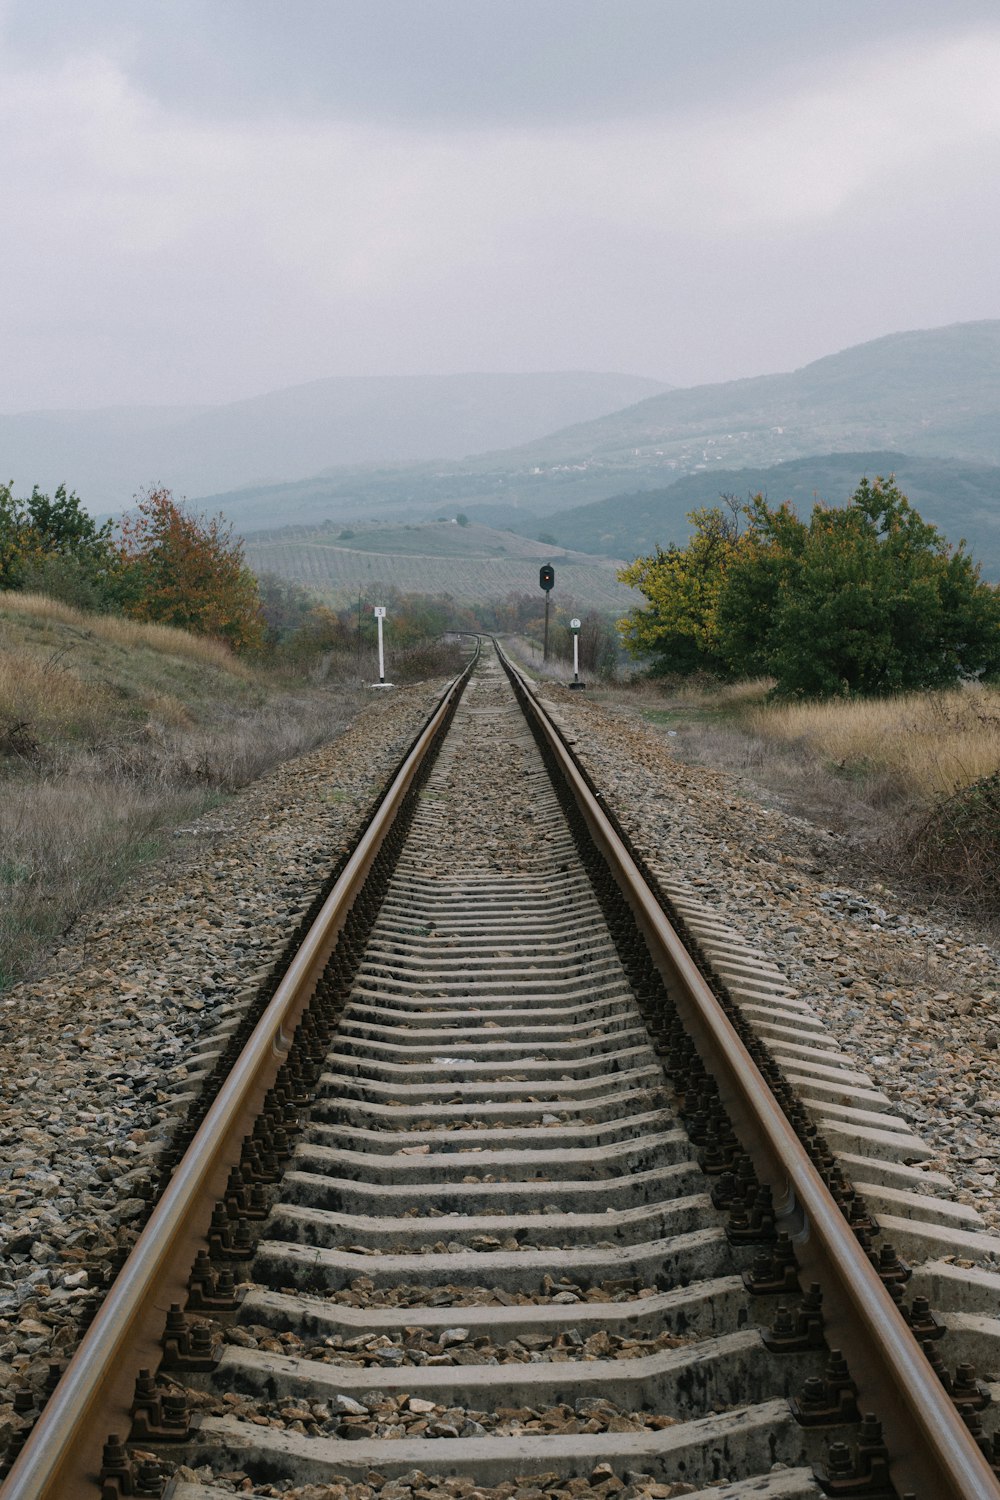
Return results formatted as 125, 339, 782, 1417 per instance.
741, 685, 1000, 800
893, 770, 1000, 917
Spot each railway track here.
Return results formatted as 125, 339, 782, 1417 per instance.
2, 641, 999, 1500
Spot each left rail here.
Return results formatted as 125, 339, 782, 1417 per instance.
0, 650, 476, 1500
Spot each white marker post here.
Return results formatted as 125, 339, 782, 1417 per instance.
569, 617, 585, 690
371, 606, 394, 688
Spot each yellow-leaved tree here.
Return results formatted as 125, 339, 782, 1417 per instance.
617, 505, 741, 674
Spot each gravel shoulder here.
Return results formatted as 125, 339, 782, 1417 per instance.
0, 680, 448, 1404
538, 684, 1000, 1237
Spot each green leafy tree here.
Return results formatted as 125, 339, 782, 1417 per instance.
719, 478, 1000, 694
617, 477, 1000, 694
0, 482, 118, 604
25, 484, 113, 558
0, 482, 23, 587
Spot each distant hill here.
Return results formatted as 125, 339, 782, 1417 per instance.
0, 371, 669, 511
524, 452, 1000, 579
244, 519, 638, 613
494, 320, 1000, 476
192, 321, 1000, 532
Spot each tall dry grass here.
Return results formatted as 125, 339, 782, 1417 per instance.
0, 591, 246, 673
743, 685, 1000, 799
607, 671, 1000, 922
0, 779, 204, 989
0, 649, 119, 744
0, 592, 372, 991
0, 689, 362, 990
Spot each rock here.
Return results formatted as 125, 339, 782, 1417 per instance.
332, 1394, 371, 1415
438, 1327, 469, 1347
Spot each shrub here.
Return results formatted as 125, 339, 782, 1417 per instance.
897, 770, 1000, 915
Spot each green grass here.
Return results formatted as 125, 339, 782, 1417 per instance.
638, 704, 732, 729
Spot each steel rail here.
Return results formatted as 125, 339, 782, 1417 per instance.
497, 642, 1000, 1500
0, 652, 476, 1500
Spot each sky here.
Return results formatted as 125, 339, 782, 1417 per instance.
2, 0, 1000, 410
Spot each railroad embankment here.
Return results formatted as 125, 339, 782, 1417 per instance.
0, 591, 407, 992
0, 633, 446, 1398
565, 673, 1000, 924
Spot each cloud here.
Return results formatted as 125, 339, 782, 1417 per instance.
1, 15, 1000, 405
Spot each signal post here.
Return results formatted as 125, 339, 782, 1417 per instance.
539, 563, 554, 661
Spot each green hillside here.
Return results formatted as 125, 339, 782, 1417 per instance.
528, 452, 1000, 578
244, 520, 637, 612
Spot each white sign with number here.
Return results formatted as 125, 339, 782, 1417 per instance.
374, 606, 386, 618
570, 618, 581, 630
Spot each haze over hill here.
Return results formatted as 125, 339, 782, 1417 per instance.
0, 371, 669, 511
195, 321, 1000, 537
493, 320, 1000, 476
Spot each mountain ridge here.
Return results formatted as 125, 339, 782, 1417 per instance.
519, 451, 1000, 579
0, 370, 670, 510
187, 320, 1000, 533
473, 320, 1000, 470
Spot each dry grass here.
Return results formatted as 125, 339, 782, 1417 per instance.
0, 779, 204, 990
0, 649, 117, 743
0, 593, 371, 990
0, 591, 247, 672
743, 685, 1000, 799
594, 670, 1000, 923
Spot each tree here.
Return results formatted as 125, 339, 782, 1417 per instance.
720, 478, 1000, 694
617, 505, 740, 675
616, 477, 1000, 695
0, 482, 118, 604
24, 484, 114, 559
117, 488, 264, 652
0, 482, 24, 587
257, 572, 319, 646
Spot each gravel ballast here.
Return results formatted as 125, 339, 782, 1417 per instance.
539, 684, 1000, 1238
4, 656, 999, 1475
0, 682, 447, 1410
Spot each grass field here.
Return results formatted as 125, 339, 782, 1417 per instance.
245, 520, 638, 612
742, 686, 1000, 800
0, 593, 364, 991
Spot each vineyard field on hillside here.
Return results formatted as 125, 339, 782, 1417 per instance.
245, 537, 637, 611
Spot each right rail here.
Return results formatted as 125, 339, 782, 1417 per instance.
499, 640, 1000, 1500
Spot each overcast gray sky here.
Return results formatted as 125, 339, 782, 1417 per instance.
2, 0, 999, 409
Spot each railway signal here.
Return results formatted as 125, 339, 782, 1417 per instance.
539, 564, 554, 661
371, 605, 394, 688
569, 616, 585, 690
